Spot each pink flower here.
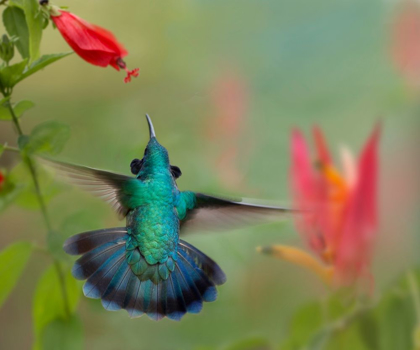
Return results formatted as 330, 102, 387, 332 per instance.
260, 126, 380, 290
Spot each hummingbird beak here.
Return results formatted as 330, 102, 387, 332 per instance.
145, 114, 156, 139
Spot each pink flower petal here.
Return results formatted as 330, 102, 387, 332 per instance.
313, 126, 332, 164
291, 129, 325, 254
335, 125, 380, 286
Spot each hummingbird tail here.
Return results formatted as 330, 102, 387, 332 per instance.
124, 239, 226, 321
64, 229, 226, 321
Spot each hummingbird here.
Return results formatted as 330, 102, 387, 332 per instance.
45, 115, 293, 321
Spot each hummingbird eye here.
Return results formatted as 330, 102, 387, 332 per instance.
130, 158, 144, 175
170, 165, 182, 179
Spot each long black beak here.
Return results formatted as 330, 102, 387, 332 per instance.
145, 114, 156, 139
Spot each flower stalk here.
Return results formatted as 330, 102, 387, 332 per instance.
1, 90, 70, 318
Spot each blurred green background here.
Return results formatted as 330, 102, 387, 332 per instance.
1, 0, 419, 349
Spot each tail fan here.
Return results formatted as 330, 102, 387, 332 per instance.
64, 230, 226, 321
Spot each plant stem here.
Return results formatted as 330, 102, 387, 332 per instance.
5, 98, 71, 318
6, 100, 23, 135
6, 100, 52, 231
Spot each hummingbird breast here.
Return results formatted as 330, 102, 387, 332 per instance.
126, 176, 180, 265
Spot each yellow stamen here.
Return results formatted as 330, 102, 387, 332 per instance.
257, 245, 334, 285
321, 163, 347, 190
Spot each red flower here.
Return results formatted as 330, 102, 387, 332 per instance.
260, 126, 380, 291
50, 10, 139, 83
0, 171, 5, 191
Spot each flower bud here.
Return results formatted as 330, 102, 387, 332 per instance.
0, 34, 15, 64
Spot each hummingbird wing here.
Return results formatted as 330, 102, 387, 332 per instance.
179, 192, 295, 234
40, 158, 144, 218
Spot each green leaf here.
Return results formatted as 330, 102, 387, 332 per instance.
9, 0, 43, 62
0, 104, 12, 120
378, 293, 415, 350
15, 52, 72, 84
358, 312, 380, 350
0, 96, 11, 105
0, 144, 4, 158
33, 263, 81, 350
0, 100, 34, 120
24, 121, 70, 155
0, 241, 32, 308
42, 315, 83, 350
13, 100, 34, 117
3, 6, 30, 59
0, 59, 28, 88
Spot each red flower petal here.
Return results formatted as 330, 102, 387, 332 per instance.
335, 125, 380, 286
51, 11, 128, 69
291, 129, 326, 255
313, 126, 332, 164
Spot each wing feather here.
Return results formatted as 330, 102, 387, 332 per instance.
180, 192, 296, 234
40, 157, 136, 218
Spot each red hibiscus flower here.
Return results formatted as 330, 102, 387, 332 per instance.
260, 126, 380, 291
50, 9, 139, 83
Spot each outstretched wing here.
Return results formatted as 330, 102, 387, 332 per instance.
178, 192, 295, 234
40, 158, 144, 218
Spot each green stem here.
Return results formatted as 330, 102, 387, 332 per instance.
6, 100, 23, 135
4, 97, 71, 318
5, 101, 52, 231
3, 145, 19, 153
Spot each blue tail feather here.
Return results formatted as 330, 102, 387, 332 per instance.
174, 263, 203, 314
157, 281, 168, 320
125, 276, 143, 318
64, 228, 127, 255
72, 241, 125, 280
64, 228, 226, 321
101, 261, 131, 311
83, 251, 125, 299
166, 274, 187, 320
179, 240, 227, 285
177, 252, 217, 303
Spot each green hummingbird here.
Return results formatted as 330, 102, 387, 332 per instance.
46, 115, 292, 321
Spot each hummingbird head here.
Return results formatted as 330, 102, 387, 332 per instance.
130, 114, 182, 179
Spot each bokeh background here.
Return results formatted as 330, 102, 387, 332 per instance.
1, 0, 420, 349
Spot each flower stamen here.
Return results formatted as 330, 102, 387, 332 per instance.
117, 58, 139, 83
